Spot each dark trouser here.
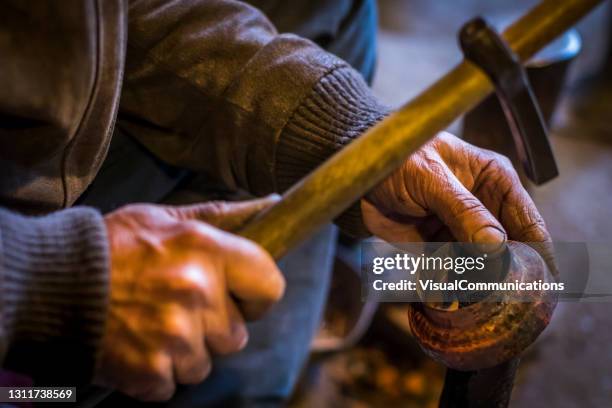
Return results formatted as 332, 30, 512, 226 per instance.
82, 1, 378, 406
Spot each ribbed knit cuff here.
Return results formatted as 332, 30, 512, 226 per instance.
0, 207, 109, 385
276, 66, 390, 237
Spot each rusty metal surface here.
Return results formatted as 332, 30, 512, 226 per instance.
407, 242, 557, 371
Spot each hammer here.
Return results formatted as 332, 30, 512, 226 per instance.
78, 2, 603, 407
237, 0, 603, 406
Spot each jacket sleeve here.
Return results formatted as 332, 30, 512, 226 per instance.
0, 207, 109, 385
120, 0, 389, 237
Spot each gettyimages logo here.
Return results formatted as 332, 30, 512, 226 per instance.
361, 241, 608, 303
372, 252, 487, 275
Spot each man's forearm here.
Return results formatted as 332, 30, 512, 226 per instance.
0, 207, 109, 384
275, 65, 389, 237
120, 0, 389, 236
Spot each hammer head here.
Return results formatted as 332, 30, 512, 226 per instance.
460, 17, 559, 185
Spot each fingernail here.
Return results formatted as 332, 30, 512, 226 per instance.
233, 325, 249, 351
265, 193, 282, 202
237, 331, 249, 351
473, 226, 506, 255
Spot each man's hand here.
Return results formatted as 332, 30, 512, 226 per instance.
363, 132, 551, 246
94, 196, 285, 401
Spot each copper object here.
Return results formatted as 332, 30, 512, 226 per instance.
407, 242, 557, 371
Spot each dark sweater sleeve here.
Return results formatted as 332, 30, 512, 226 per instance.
0, 207, 109, 385
120, 0, 389, 237
276, 66, 389, 236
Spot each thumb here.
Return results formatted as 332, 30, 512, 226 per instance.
167, 194, 281, 231
427, 168, 506, 251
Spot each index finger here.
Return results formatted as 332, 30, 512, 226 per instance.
499, 185, 551, 243
499, 186, 558, 278
168, 195, 281, 231
464, 149, 550, 243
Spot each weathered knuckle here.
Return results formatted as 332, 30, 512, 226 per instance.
479, 154, 518, 187
519, 218, 548, 240
175, 266, 209, 292
434, 131, 458, 146
169, 227, 193, 247
173, 221, 217, 248
453, 197, 483, 218
142, 354, 168, 378
162, 314, 191, 342
481, 151, 512, 172
179, 220, 206, 237
415, 155, 447, 191
203, 201, 229, 219
493, 152, 513, 169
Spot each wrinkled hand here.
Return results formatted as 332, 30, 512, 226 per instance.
95, 196, 285, 401
363, 132, 551, 247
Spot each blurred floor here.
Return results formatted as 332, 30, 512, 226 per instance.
293, 0, 612, 407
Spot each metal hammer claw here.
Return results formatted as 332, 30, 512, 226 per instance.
460, 17, 559, 185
